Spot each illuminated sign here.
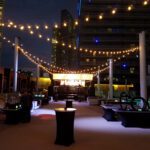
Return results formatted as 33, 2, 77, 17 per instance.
53, 73, 93, 80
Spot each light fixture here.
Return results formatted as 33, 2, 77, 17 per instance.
75, 20, 78, 26
35, 25, 39, 29
85, 16, 89, 22
63, 22, 67, 27
127, 5, 133, 11
46, 38, 50, 41
54, 24, 58, 28
143, 0, 148, 5
98, 14, 103, 20
111, 9, 117, 15
20, 26, 25, 30
30, 30, 34, 34
27, 25, 31, 29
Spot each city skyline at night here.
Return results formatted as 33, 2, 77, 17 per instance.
1, 0, 78, 70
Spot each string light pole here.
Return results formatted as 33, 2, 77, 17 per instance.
13, 37, 19, 92
97, 66, 100, 97
36, 64, 40, 92
109, 58, 113, 99
139, 31, 147, 100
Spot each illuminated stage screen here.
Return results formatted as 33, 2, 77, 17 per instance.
53, 74, 93, 86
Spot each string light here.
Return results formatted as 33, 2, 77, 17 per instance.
75, 20, 78, 26
85, 16, 89, 22
44, 25, 49, 29
2, 1, 146, 73
0, 2, 147, 55
13, 25, 17, 28
1, 35, 137, 74
143, 0, 149, 6
0, 36, 52, 74
77, 46, 139, 57
127, 5, 133, 11
35, 25, 40, 30
27, 25, 31, 29
38, 34, 42, 38
46, 37, 50, 41
63, 22, 67, 27
30, 30, 34, 34
9, 21, 13, 25
98, 14, 103, 20
54, 24, 58, 28
111, 8, 117, 15
0, 1, 149, 33
20, 25, 25, 30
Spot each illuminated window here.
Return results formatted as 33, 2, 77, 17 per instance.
107, 28, 112, 32
86, 58, 90, 62
93, 37, 101, 44
130, 67, 135, 74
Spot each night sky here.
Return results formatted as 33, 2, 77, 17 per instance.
2, 0, 78, 71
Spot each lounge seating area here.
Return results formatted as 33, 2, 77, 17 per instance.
113, 109, 150, 127
101, 95, 150, 127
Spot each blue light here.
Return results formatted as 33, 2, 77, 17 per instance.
123, 64, 126, 68
77, 0, 82, 16
121, 63, 128, 69
93, 37, 100, 44
95, 39, 99, 43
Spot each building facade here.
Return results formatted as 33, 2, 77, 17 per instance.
51, 27, 61, 68
0, 0, 5, 66
51, 9, 77, 70
0, 0, 5, 92
77, 0, 150, 91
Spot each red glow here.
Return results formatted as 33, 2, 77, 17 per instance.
36, 114, 55, 120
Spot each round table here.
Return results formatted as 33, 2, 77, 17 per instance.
55, 108, 76, 146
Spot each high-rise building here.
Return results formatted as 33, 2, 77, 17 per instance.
77, 0, 150, 89
51, 9, 77, 70
0, 0, 5, 92
0, 0, 5, 66
60, 9, 78, 70
51, 27, 62, 68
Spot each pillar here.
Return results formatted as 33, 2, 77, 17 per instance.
139, 31, 147, 99
13, 37, 19, 92
109, 58, 113, 99
36, 64, 40, 92
97, 66, 100, 96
